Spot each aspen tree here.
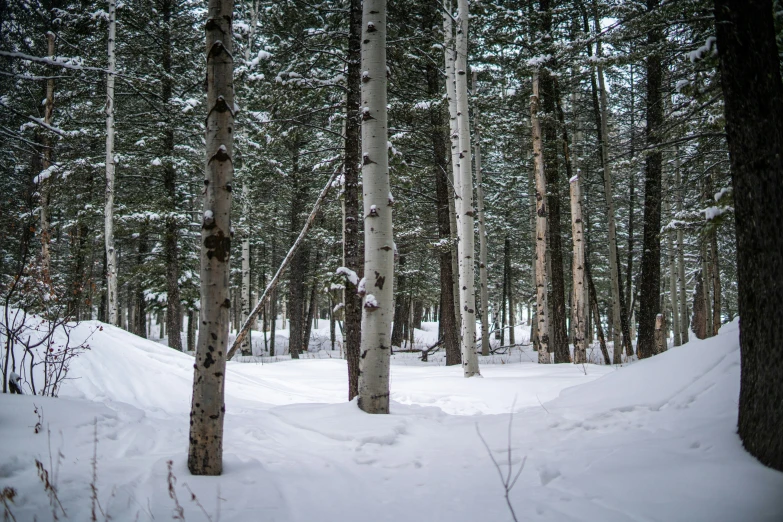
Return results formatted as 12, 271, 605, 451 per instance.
104, 0, 118, 325
443, 0, 462, 334
357, 0, 394, 413
454, 0, 479, 377
188, 0, 235, 474
473, 70, 490, 357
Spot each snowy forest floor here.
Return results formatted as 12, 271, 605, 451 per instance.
2, 319, 782, 521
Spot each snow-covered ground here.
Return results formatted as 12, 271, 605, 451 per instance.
1, 319, 782, 521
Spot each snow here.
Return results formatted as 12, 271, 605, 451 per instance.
688, 36, 717, 63
703, 205, 730, 221
1, 319, 782, 521
335, 266, 359, 286
364, 294, 378, 308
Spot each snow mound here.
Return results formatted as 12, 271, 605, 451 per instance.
1, 318, 781, 521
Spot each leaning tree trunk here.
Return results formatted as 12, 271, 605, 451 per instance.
714, 0, 783, 471
188, 0, 234, 475
473, 70, 490, 357
454, 0, 480, 377
531, 72, 550, 364
357, 0, 393, 413
343, 0, 362, 400
104, 3, 118, 326
636, 0, 664, 360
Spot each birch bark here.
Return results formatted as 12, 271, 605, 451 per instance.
473, 71, 489, 357
357, 0, 394, 413
188, 0, 234, 474
104, 1, 118, 326
443, 1, 462, 331
454, 0, 479, 377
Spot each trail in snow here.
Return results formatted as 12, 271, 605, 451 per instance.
1, 319, 781, 522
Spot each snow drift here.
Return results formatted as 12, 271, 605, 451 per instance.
0, 318, 781, 521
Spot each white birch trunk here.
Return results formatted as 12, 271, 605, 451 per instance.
454, 0, 479, 377
531, 72, 550, 364
104, 0, 118, 326
357, 0, 394, 413
240, 232, 251, 355
188, 0, 235, 475
473, 71, 490, 357
443, 1, 462, 329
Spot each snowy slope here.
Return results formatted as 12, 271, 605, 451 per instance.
1, 319, 781, 521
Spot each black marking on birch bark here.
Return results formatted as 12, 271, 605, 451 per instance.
380, 245, 391, 251
208, 146, 231, 165
205, 18, 224, 33
360, 350, 368, 358
374, 272, 385, 290
211, 332, 217, 340
368, 207, 379, 217
362, 74, 371, 84
221, 298, 231, 308
464, 209, 475, 217
367, 22, 376, 32
537, 205, 547, 217
209, 414, 219, 419
204, 230, 230, 262
204, 351, 215, 368
363, 153, 375, 165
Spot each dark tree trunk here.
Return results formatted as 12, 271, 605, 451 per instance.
161, 0, 182, 351
539, 70, 570, 363
587, 261, 611, 365
187, 309, 196, 352
636, 0, 664, 359
714, 0, 783, 471
343, 0, 362, 398
135, 231, 148, 338
303, 263, 318, 355
425, 7, 459, 366
692, 269, 708, 339
391, 255, 408, 347
288, 140, 308, 359
412, 300, 423, 330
